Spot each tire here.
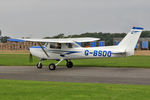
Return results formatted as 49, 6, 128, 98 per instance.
49, 63, 56, 70
66, 61, 73, 68
36, 63, 42, 69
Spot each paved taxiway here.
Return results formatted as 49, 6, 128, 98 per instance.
0, 66, 150, 85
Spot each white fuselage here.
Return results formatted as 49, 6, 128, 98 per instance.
29, 44, 127, 60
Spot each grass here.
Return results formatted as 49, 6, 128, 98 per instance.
0, 55, 150, 100
0, 79, 150, 100
0, 54, 150, 68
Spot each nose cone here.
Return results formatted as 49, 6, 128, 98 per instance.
28, 46, 36, 51
28, 46, 42, 58
28, 46, 34, 55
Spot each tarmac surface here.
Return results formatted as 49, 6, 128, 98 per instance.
0, 66, 150, 85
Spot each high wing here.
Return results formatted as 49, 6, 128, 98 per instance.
8, 37, 100, 43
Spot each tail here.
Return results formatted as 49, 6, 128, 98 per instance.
117, 27, 144, 56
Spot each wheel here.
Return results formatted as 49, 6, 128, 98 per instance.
49, 63, 56, 70
66, 61, 73, 68
36, 63, 42, 69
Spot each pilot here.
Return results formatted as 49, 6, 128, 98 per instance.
56, 43, 61, 49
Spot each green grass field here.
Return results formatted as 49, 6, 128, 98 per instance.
0, 54, 150, 68
0, 55, 150, 100
0, 79, 150, 100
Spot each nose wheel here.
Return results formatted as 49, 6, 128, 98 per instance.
36, 62, 42, 69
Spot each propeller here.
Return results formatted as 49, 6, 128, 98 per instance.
29, 53, 33, 62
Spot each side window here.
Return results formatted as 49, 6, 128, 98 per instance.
66, 43, 73, 48
50, 43, 55, 48
50, 43, 61, 49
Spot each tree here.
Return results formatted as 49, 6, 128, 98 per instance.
44, 31, 150, 46
0, 36, 10, 43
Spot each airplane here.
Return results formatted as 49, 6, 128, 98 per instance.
8, 26, 144, 70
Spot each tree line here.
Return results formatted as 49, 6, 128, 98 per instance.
45, 31, 150, 45
1, 31, 150, 45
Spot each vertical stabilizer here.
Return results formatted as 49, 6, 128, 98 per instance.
118, 27, 144, 56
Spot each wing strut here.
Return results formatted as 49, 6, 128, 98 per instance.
38, 42, 49, 57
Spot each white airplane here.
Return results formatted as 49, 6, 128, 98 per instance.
8, 27, 143, 70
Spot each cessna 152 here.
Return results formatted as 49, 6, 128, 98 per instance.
8, 27, 143, 70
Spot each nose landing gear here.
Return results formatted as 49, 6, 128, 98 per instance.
36, 59, 45, 69
36, 62, 42, 69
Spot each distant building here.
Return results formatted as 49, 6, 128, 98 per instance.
0, 41, 38, 51
113, 37, 150, 50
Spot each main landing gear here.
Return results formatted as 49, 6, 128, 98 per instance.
36, 59, 73, 70
48, 63, 56, 70
66, 60, 73, 68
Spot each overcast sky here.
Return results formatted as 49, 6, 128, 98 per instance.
0, 0, 150, 38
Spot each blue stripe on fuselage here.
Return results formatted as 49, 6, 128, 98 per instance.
65, 51, 81, 54
48, 50, 82, 55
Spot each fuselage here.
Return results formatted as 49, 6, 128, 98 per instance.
29, 43, 127, 60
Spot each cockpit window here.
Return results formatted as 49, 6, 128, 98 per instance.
50, 43, 61, 49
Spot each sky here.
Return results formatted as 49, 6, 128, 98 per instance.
0, 0, 150, 38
